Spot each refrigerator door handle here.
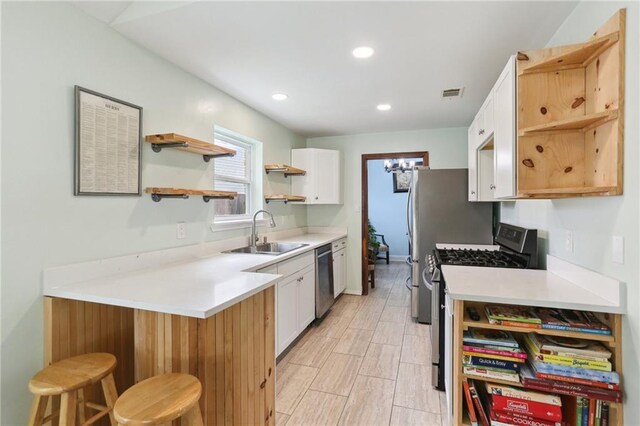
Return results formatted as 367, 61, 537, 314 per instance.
406, 183, 412, 244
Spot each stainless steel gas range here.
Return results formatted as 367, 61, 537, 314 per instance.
424, 222, 538, 391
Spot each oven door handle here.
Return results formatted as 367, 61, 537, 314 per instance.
422, 268, 433, 291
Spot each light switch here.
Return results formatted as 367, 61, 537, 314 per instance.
176, 222, 186, 239
564, 230, 574, 253
612, 235, 624, 264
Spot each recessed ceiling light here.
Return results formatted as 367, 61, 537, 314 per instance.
272, 93, 288, 101
352, 46, 375, 59
377, 104, 391, 111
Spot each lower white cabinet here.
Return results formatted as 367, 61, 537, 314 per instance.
266, 252, 317, 356
297, 265, 316, 330
277, 274, 299, 352
333, 248, 346, 297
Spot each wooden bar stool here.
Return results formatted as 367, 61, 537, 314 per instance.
28, 352, 118, 426
113, 373, 203, 426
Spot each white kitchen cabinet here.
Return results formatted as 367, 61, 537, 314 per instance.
273, 252, 317, 356
333, 248, 346, 297
277, 274, 299, 353
477, 93, 494, 142
467, 118, 479, 201
478, 145, 497, 202
493, 55, 517, 199
298, 265, 316, 330
291, 148, 341, 204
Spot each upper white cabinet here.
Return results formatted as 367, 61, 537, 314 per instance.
468, 55, 517, 201
291, 148, 342, 204
493, 55, 517, 199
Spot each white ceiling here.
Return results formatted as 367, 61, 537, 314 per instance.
73, 1, 578, 137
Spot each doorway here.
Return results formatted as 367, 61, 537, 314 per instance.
361, 151, 429, 295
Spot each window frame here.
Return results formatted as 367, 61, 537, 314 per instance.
212, 127, 263, 228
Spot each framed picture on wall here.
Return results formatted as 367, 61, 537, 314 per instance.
74, 86, 142, 196
392, 161, 422, 193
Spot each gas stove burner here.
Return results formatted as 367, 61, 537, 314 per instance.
435, 248, 527, 269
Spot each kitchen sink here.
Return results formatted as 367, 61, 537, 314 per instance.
223, 242, 309, 256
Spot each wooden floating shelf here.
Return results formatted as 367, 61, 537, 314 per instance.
519, 110, 618, 136
145, 187, 236, 203
520, 31, 619, 74
519, 186, 619, 199
145, 133, 235, 162
462, 304, 615, 344
264, 195, 306, 204
264, 164, 306, 177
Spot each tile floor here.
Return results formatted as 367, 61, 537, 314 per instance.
276, 262, 448, 426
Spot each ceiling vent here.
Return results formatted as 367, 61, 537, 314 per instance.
442, 88, 464, 99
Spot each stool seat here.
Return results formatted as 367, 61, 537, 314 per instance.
29, 353, 116, 396
114, 373, 202, 426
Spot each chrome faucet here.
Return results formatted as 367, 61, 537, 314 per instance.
251, 209, 276, 247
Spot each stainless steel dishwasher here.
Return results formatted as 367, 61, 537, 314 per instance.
315, 244, 335, 318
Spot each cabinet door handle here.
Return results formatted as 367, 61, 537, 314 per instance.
471, 191, 476, 195
490, 184, 496, 190
315, 196, 319, 200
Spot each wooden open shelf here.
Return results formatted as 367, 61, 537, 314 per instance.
145, 133, 235, 162
515, 9, 625, 199
519, 110, 618, 136
462, 302, 615, 344
453, 299, 624, 426
145, 187, 236, 202
264, 195, 306, 204
519, 31, 619, 75
264, 164, 306, 177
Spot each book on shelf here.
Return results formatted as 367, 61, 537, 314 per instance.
463, 366, 520, 383
463, 344, 528, 360
534, 308, 611, 335
490, 393, 563, 422
522, 334, 612, 372
485, 304, 542, 324
463, 380, 479, 426
462, 350, 525, 363
463, 354, 522, 372
534, 371, 620, 391
530, 359, 620, 385
520, 364, 622, 402
463, 328, 520, 349
490, 408, 562, 426
468, 380, 490, 426
527, 334, 612, 362
485, 382, 562, 406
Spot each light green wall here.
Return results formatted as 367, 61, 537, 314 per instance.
500, 1, 639, 419
0, 3, 305, 424
306, 127, 468, 293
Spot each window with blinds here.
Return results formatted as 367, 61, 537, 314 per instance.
213, 133, 252, 219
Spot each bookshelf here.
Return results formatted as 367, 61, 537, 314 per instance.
452, 300, 624, 426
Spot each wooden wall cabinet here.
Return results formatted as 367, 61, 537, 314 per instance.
291, 148, 342, 204
516, 10, 625, 198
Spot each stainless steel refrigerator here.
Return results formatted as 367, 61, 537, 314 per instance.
406, 168, 494, 322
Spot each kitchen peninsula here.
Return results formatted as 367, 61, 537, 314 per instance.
42, 230, 346, 425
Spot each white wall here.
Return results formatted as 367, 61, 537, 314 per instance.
0, 3, 305, 424
500, 1, 640, 419
307, 127, 468, 293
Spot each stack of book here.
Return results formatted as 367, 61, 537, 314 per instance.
463, 328, 526, 384
463, 379, 563, 426
485, 305, 542, 329
534, 308, 611, 335
520, 333, 619, 425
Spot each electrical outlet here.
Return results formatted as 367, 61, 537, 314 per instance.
612, 235, 624, 264
564, 230, 574, 253
176, 222, 186, 240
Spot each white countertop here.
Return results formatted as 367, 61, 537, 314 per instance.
443, 256, 625, 314
44, 232, 346, 318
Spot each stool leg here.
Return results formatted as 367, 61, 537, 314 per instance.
184, 405, 204, 426
100, 373, 119, 426
59, 391, 76, 426
27, 395, 49, 426
77, 388, 86, 424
